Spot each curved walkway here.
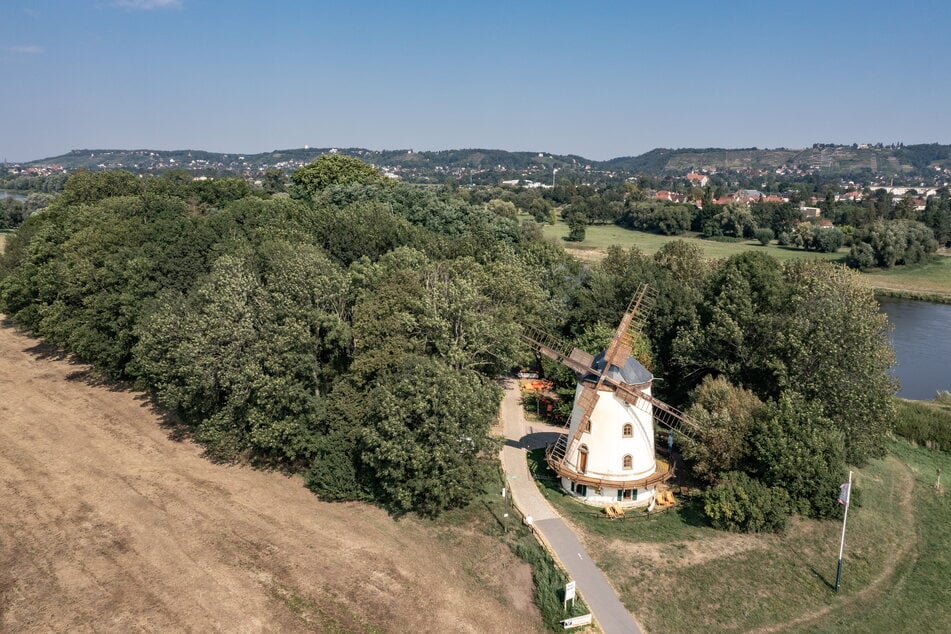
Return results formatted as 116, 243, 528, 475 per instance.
499, 380, 642, 634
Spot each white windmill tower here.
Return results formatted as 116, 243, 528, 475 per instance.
521, 284, 701, 507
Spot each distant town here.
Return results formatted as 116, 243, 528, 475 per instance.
4, 143, 951, 193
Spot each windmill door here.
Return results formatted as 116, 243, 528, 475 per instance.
578, 445, 589, 473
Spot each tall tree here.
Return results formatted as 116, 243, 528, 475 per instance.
291, 154, 390, 199
360, 357, 500, 516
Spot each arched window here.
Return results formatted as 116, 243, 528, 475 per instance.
622, 454, 633, 470
622, 423, 633, 438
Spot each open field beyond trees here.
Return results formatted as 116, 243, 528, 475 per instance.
528, 439, 949, 633
541, 220, 951, 297
0, 324, 543, 633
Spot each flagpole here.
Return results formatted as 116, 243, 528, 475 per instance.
835, 470, 853, 592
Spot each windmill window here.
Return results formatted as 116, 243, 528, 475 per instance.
622, 454, 633, 470
622, 423, 633, 438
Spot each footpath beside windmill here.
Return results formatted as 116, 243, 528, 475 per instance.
521, 284, 701, 507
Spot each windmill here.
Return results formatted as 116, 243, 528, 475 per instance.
521, 283, 701, 506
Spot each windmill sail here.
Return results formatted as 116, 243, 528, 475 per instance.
521, 283, 701, 495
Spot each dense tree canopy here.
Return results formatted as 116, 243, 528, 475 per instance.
291, 154, 391, 199
847, 219, 938, 269
0, 164, 549, 515
0, 162, 901, 525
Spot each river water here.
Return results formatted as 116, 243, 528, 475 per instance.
879, 298, 951, 400
0, 190, 27, 201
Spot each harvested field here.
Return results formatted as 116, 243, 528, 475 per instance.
0, 322, 540, 633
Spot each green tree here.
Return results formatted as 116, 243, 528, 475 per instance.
680, 376, 764, 483
565, 211, 587, 242
55, 169, 143, 207
702, 471, 791, 533
846, 241, 876, 269
779, 261, 897, 464
291, 154, 389, 199
748, 393, 845, 518
360, 357, 500, 516
671, 251, 787, 397
262, 168, 286, 194
350, 249, 541, 377
753, 227, 774, 245
705, 201, 754, 237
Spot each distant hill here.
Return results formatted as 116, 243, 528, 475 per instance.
16, 143, 951, 184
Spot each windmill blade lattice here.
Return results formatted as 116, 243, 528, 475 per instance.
606, 377, 701, 438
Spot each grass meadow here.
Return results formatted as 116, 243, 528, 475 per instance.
540, 219, 951, 297
529, 433, 949, 631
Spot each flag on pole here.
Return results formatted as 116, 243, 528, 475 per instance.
838, 481, 851, 506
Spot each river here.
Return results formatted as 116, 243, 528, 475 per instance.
879, 298, 951, 400
0, 190, 27, 201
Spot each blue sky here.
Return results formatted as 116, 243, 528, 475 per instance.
2, 0, 950, 161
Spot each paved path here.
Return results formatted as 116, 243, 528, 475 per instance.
499, 380, 642, 634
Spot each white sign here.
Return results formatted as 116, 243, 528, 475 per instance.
562, 613, 592, 629
564, 580, 576, 604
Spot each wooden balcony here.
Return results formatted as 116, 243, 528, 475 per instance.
545, 434, 674, 489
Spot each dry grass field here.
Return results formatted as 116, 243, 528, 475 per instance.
0, 323, 542, 633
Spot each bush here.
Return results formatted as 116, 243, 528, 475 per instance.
855, 219, 939, 268
894, 399, 951, 452
565, 212, 586, 242
703, 472, 791, 533
753, 227, 775, 246
748, 393, 845, 518
680, 376, 764, 483
304, 432, 370, 501
813, 227, 845, 252
847, 241, 876, 269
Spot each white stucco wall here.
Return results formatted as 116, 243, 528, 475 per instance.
560, 479, 657, 508
563, 382, 656, 481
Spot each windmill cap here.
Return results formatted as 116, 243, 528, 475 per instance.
589, 350, 653, 385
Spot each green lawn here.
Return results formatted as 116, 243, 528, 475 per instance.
539, 220, 951, 296
860, 257, 951, 296
541, 219, 844, 262
529, 440, 949, 632
800, 441, 950, 633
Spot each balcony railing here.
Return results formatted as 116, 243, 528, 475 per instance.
545, 433, 674, 489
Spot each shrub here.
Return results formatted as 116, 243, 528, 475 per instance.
813, 227, 845, 252
753, 227, 775, 245
748, 393, 845, 518
847, 241, 876, 269
680, 376, 764, 483
565, 212, 587, 242
304, 432, 370, 502
893, 399, 951, 453
703, 472, 791, 533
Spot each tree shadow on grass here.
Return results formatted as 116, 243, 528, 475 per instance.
13, 325, 194, 444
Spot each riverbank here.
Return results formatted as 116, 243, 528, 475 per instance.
875, 288, 951, 304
